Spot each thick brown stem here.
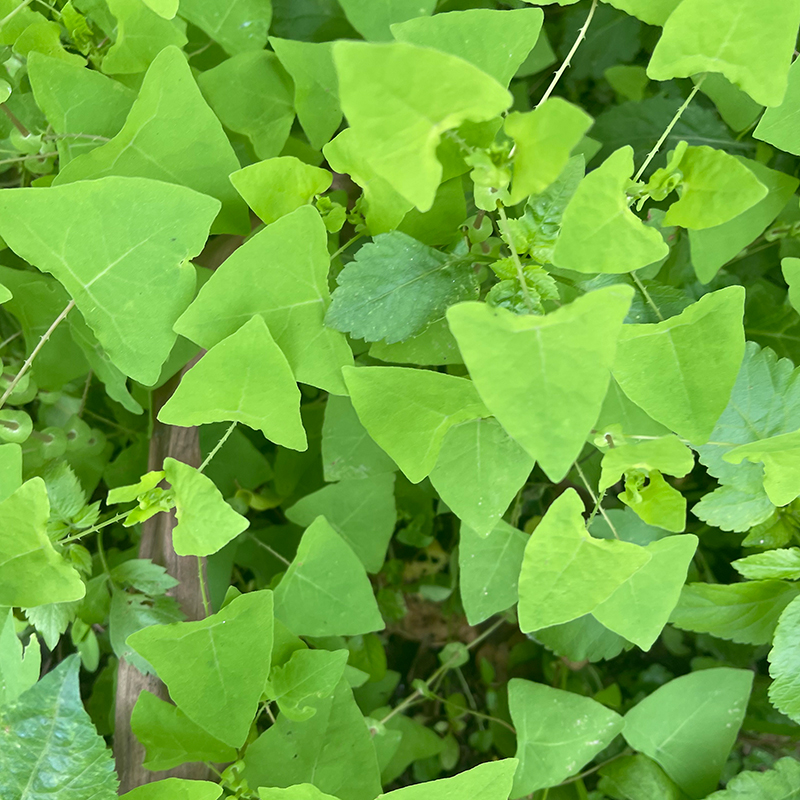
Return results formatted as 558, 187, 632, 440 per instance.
114, 374, 210, 790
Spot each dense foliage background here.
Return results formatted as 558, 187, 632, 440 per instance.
3, 0, 800, 798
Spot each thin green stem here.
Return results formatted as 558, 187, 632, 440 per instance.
1, 104, 29, 137
330, 233, 363, 262
633, 76, 706, 182
428, 688, 517, 733
61, 510, 129, 544
536, 0, 598, 108
631, 271, 664, 322
247, 533, 291, 566
198, 557, 211, 617
96, 531, 116, 589
0, 0, 32, 27
574, 460, 619, 539
0, 331, 21, 351
0, 299, 74, 409
199, 421, 237, 473
557, 749, 632, 786
497, 204, 536, 312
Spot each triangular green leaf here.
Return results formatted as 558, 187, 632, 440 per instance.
0, 656, 118, 798
273, 516, 385, 637
177, 0, 271, 55
337, 0, 436, 41
755, 59, 800, 155
448, 286, 633, 482
127, 590, 274, 748
602, 0, 681, 26
333, 41, 511, 210
517, 489, 650, 632
285, 475, 396, 573
391, 8, 544, 87
552, 147, 669, 274
342, 366, 489, 484
57, 46, 247, 234
509, 678, 623, 797
175, 206, 352, 395
159, 316, 307, 452
0, 478, 85, 608
597, 754, 684, 800
622, 668, 753, 798
163, 457, 250, 557
121, 779, 222, 800
612, 286, 746, 443
599, 435, 694, 492
647, 0, 800, 107
0, 176, 218, 385
380, 760, 518, 800
259, 789, 337, 800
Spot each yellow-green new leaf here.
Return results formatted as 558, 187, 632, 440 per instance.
599, 435, 694, 492
231, 158, 332, 225
505, 98, 593, 204
163, 458, 249, 557
159, 316, 307, 452
0, 177, 217, 386
647, 0, 800, 107
334, 41, 511, 211
552, 147, 669, 273
342, 366, 489, 484
448, 286, 633, 482
273, 517, 385, 637
175, 206, 352, 396
0, 479, 85, 608
620, 470, 687, 533
724, 430, 800, 507
664, 146, 767, 230
391, 8, 544, 87
517, 490, 650, 632
127, 590, 274, 748
56, 46, 248, 235
509, 679, 623, 797
612, 287, 746, 444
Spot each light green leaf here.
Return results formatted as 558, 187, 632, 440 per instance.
705, 758, 800, 800
0, 656, 118, 798
459, 519, 528, 625
599, 435, 694, 492
321, 396, 397, 483
142, 0, 178, 18
784, 257, 800, 314
28, 52, 136, 165
273, 516, 384, 637
391, 8, 543, 87
619, 469, 687, 533
159, 316, 308, 452
338, 0, 436, 41
231, 157, 332, 225
533, 614, 632, 663
670, 580, 800, 645
102, 0, 187, 75
243, 677, 382, 800
647, 0, 800, 107
121, 779, 222, 800
107, 470, 165, 505
601, 0, 681, 26
127, 590, 274, 748
552, 147, 669, 274
0, 443, 22, 503
197, 51, 295, 160
56, 46, 247, 235
505, 99, 593, 204
270, 37, 341, 151
175, 206, 352, 396
0, 607, 41, 706
323, 128, 414, 235
130, 690, 237, 771
517, 489, 650, 632
326, 233, 478, 344
0, 479, 85, 608
286, 475, 395, 574
430, 418, 533, 537
755, 58, 800, 155
342, 366, 488, 484
509, 678, 623, 797
664, 145, 767, 230
623, 668, 753, 798
0, 177, 217, 385
380, 760, 518, 800
689, 158, 798, 283
268, 648, 349, 721
259, 789, 337, 800
724, 430, 800, 506
448, 286, 633, 482
733, 548, 800, 581
598, 754, 684, 800
592, 534, 698, 650
178, 0, 271, 55
769, 595, 800, 723
163, 457, 249, 557
612, 287, 746, 444
697, 72, 763, 132
333, 41, 511, 211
